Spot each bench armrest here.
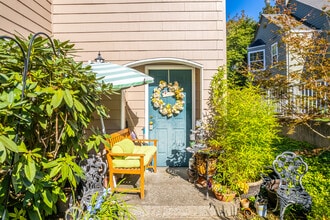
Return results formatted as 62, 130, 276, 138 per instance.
134, 139, 158, 146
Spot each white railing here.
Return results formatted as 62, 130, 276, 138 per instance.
265, 80, 328, 116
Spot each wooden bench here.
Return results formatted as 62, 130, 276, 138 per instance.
105, 128, 157, 199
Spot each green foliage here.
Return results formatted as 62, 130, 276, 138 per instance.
89, 192, 135, 219
226, 12, 257, 86
68, 190, 136, 220
207, 68, 280, 193
304, 151, 330, 220
271, 137, 330, 220
0, 34, 111, 219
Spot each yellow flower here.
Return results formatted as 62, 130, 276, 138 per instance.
151, 80, 185, 117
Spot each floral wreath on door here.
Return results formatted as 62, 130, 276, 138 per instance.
151, 80, 185, 117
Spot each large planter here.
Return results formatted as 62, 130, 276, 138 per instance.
240, 179, 263, 198
265, 179, 280, 208
56, 187, 73, 216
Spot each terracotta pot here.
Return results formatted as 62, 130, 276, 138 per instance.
214, 191, 236, 202
240, 198, 250, 208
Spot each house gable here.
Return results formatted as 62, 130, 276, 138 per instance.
248, 0, 329, 75
288, 0, 329, 30
248, 15, 284, 73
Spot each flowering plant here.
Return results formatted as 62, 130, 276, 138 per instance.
66, 188, 136, 219
211, 182, 234, 194
151, 80, 185, 117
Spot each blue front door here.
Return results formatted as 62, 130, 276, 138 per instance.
148, 69, 192, 167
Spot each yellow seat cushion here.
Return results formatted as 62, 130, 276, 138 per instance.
112, 159, 141, 168
112, 146, 157, 168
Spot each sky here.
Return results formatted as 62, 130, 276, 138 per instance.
226, 0, 270, 21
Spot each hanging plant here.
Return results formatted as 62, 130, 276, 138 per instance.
151, 80, 185, 117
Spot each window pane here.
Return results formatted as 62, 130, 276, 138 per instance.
251, 61, 264, 70
249, 51, 264, 70
271, 43, 278, 64
251, 51, 264, 61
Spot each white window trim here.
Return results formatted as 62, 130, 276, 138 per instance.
248, 49, 266, 71
271, 42, 278, 65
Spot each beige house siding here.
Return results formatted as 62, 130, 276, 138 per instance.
0, 0, 52, 36
52, 0, 226, 136
1, 0, 226, 137
52, 0, 225, 65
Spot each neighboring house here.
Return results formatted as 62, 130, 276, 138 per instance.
248, 0, 329, 73
0, 0, 226, 166
247, 0, 329, 147
248, 0, 329, 112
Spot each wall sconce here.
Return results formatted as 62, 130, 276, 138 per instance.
94, 51, 105, 63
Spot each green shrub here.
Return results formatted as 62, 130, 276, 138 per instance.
297, 150, 330, 220
207, 68, 280, 193
0, 34, 111, 219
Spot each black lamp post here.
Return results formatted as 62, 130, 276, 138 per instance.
94, 51, 105, 63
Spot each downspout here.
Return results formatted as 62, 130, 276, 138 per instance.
121, 90, 126, 129
144, 84, 149, 139
200, 67, 204, 119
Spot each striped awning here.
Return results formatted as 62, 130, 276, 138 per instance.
87, 62, 154, 90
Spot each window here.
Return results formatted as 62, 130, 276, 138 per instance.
248, 50, 265, 71
271, 43, 278, 65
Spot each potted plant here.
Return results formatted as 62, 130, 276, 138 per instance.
211, 179, 236, 202
255, 197, 268, 217
206, 68, 280, 196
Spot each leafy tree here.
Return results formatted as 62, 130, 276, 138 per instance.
0, 34, 111, 219
226, 12, 257, 86
253, 4, 330, 139
260, 0, 280, 16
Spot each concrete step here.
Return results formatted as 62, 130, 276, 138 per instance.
132, 205, 217, 219
131, 202, 239, 219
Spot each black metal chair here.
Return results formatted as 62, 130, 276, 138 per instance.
272, 151, 312, 220
79, 155, 107, 208
65, 155, 107, 219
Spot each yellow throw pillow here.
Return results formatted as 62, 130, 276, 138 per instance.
116, 138, 135, 153
111, 144, 124, 159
